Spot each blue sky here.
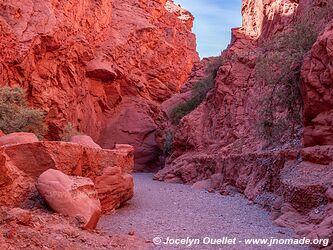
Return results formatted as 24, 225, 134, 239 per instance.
175, 0, 242, 58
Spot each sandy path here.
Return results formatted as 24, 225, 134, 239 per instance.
98, 173, 311, 250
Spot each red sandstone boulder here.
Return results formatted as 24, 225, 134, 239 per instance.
86, 60, 117, 82
70, 135, 102, 149
301, 146, 333, 165
0, 141, 134, 212
94, 166, 133, 213
0, 132, 39, 147
210, 174, 224, 189
0, 130, 4, 137
36, 169, 101, 230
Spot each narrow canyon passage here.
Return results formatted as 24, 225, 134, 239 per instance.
99, 174, 311, 250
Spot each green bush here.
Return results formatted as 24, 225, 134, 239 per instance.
0, 86, 46, 138
60, 122, 80, 142
170, 58, 222, 124
255, 5, 333, 142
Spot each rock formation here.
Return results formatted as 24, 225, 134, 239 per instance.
1, 0, 333, 247
0, 140, 134, 213
302, 20, 333, 147
0, 207, 149, 249
36, 169, 101, 230
0, 0, 199, 170
0, 132, 39, 146
70, 135, 102, 149
156, 0, 333, 245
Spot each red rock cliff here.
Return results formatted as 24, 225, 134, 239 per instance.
301, 20, 333, 146
160, 0, 301, 163
156, 0, 333, 244
0, 0, 199, 170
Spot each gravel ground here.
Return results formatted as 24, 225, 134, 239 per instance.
98, 173, 312, 250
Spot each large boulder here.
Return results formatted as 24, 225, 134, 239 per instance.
0, 130, 4, 137
0, 132, 39, 147
70, 135, 102, 149
86, 60, 118, 82
0, 141, 134, 212
36, 169, 101, 229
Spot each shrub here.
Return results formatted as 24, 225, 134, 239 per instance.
170, 58, 222, 124
0, 86, 46, 138
163, 130, 174, 157
255, 5, 333, 143
60, 122, 80, 142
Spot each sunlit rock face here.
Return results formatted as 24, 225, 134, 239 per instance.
241, 0, 298, 38
0, 0, 199, 169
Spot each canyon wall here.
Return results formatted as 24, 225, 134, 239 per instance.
159, 0, 301, 164
302, 20, 333, 146
0, 0, 199, 170
156, 0, 333, 244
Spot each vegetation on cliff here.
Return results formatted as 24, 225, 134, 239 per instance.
170, 58, 222, 124
0, 86, 46, 137
255, 4, 333, 143
60, 122, 81, 142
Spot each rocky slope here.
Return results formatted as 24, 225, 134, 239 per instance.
156, 0, 333, 246
0, 207, 149, 249
0, 0, 198, 170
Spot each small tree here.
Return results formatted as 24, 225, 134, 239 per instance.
0, 86, 46, 138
